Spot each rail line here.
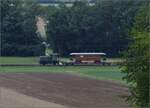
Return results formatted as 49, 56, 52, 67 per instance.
0, 63, 118, 67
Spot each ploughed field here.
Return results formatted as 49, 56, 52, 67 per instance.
0, 72, 129, 108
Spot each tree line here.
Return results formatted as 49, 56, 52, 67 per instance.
46, 0, 144, 57
1, 0, 146, 57
0, 0, 44, 56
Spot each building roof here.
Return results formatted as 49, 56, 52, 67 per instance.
70, 52, 106, 56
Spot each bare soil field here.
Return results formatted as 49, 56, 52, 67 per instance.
0, 72, 129, 108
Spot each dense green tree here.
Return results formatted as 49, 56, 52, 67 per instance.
0, 0, 43, 56
47, 0, 145, 56
1, 0, 148, 57
122, 4, 149, 107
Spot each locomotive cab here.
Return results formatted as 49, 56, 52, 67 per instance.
39, 53, 59, 65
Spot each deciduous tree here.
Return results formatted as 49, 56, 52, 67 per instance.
122, 4, 149, 107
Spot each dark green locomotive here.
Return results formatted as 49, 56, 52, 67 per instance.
39, 53, 59, 65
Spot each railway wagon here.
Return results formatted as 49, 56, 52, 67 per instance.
70, 53, 106, 64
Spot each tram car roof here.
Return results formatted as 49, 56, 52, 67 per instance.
70, 52, 106, 56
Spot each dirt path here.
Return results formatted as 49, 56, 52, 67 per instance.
0, 87, 67, 108
0, 72, 129, 108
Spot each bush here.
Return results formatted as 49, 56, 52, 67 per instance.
122, 4, 149, 107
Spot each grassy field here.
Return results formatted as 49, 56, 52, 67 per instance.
0, 66, 126, 84
0, 57, 38, 64
0, 57, 123, 64
0, 57, 126, 84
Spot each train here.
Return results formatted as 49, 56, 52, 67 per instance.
39, 52, 112, 66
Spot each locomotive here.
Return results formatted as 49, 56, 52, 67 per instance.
39, 53, 59, 65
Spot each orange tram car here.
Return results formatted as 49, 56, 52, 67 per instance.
70, 52, 106, 64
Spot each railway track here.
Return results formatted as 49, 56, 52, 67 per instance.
0, 63, 118, 67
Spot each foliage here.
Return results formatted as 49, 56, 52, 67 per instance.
122, 4, 149, 107
47, 0, 145, 57
0, 0, 43, 56
1, 0, 148, 57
